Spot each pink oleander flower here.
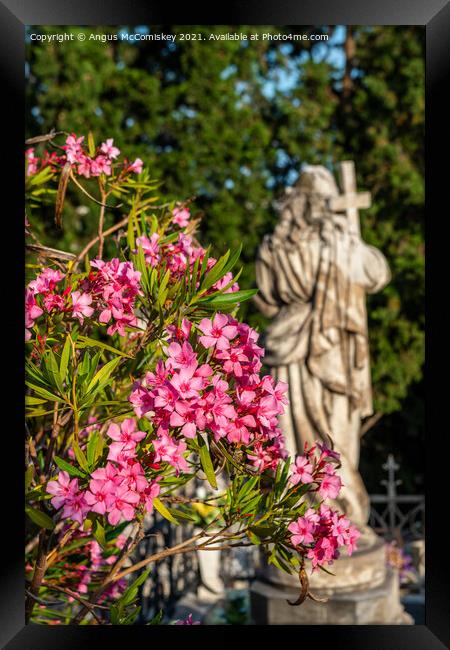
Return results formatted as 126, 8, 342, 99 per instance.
288, 508, 320, 545
85, 478, 116, 515
289, 455, 314, 485
43, 293, 65, 312
152, 430, 189, 473
91, 155, 112, 176
141, 480, 161, 513
172, 207, 190, 228
77, 155, 93, 178
28, 268, 64, 295
167, 318, 192, 342
166, 341, 197, 370
71, 291, 94, 323
198, 313, 238, 350
175, 613, 201, 625
226, 414, 255, 444
107, 439, 138, 466
170, 363, 204, 399
118, 461, 148, 493
64, 134, 85, 164
100, 138, 120, 160
25, 148, 39, 175
316, 442, 341, 462
307, 536, 338, 569
128, 158, 143, 174
318, 468, 343, 500
105, 485, 140, 526
215, 346, 248, 377
136, 234, 160, 267
25, 288, 43, 339
46, 471, 79, 510
106, 419, 147, 445
345, 524, 361, 555
169, 400, 199, 438
91, 461, 119, 484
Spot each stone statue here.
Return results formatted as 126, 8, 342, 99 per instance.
251, 163, 413, 624
254, 162, 391, 527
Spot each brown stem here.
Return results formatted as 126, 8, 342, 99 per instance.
109, 525, 246, 584
26, 243, 77, 262
25, 530, 48, 623
46, 522, 79, 567
40, 583, 105, 623
71, 215, 130, 272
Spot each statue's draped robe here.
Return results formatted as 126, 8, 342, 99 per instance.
256, 223, 391, 524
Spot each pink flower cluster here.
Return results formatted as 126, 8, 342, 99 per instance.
288, 504, 360, 570
25, 134, 142, 179
130, 314, 288, 473
289, 442, 343, 500
25, 147, 61, 176
64, 135, 120, 178
47, 419, 160, 527
172, 206, 190, 228
135, 231, 239, 296
79, 258, 142, 336
25, 259, 142, 340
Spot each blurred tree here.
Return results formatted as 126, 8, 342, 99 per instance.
25, 25, 424, 492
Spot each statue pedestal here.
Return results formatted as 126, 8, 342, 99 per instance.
250, 528, 413, 625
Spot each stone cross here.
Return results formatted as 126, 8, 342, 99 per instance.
330, 160, 371, 237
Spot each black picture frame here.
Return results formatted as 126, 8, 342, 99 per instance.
1, 1, 448, 647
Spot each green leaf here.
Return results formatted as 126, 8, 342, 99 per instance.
222, 243, 242, 275
86, 431, 104, 468
198, 435, 218, 489
87, 131, 96, 157
127, 212, 136, 251
199, 288, 258, 307
86, 432, 98, 467
86, 357, 121, 394
59, 335, 72, 383
54, 456, 86, 478
198, 250, 230, 294
157, 268, 171, 307
25, 381, 62, 403
25, 464, 35, 491
26, 506, 55, 531
147, 609, 164, 625
77, 335, 134, 359
72, 438, 89, 472
93, 519, 106, 548
25, 396, 47, 405
44, 350, 65, 395
120, 568, 151, 607
247, 530, 261, 545
153, 497, 178, 524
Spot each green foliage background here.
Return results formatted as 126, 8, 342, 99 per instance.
25, 25, 424, 493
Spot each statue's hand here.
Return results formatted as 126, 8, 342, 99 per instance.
320, 219, 334, 245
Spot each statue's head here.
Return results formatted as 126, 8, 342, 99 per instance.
296, 165, 339, 200
273, 165, 338, 241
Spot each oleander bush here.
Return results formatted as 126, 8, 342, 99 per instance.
25, 133, 359, 625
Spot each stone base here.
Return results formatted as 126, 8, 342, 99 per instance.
250, 567, 414, 625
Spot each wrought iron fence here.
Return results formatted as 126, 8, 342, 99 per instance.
368, 454, 425, 543
135, 510, 201, 623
